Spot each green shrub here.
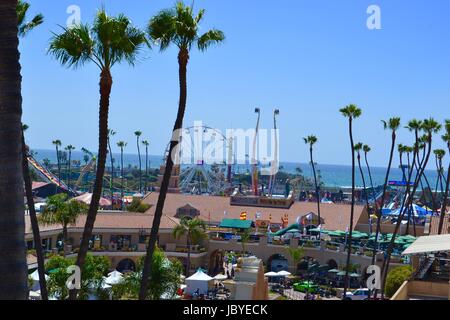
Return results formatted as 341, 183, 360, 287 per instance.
385, 265, 413, 297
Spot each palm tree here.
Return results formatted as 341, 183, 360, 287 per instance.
49, 10, 147, 299
139, 2, 224, 299
17, 0, 43, 37
433, 149, 445, 194
108, 129, 116, 202
286, 247, 304, 275
142, 140, 150, 193
52, 139, 62, 189
303, 135, 321, 228
39, 194, 87, 256
117, 141, 127, 210
354, 143, 371, 226
0, 0, 28, 299
22, 125, 48, 300
172, 217, 206, 276
381, 118, 441, 297
371, 117, 401, 266
339, 104, 362, 298
438, 120, 450, 235
65, 144, 75, 194
134, 131, 143, 193
16, 1, 46, 299
43, 157, 51, 168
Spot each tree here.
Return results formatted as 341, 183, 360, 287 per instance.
0, 0, 28, 299
49, 10, 147, 299
384, 265, 412, 298
371, 117, 401, 268
239, 229, 251, 257
139, 2, 224, 299
286, 247, 304, 275
65, 144, 75, 194
339, 104, 362, 298
142, 140, 150, 193
108, 129, 116, 202
354, 143, 371, 225
39, 194, 87, 256
112, 247, 182, 300
363, 144, 378, 223
45, 254, 110, 300
433, 149, 445, 195
52, 139, 62, 190
438, 120, 450, 235
43, 157, 51, 168
117, 141, 127, 210
172, 217, 206, 276
22, 125, 48, 300
17, 0, 43, 37
303, 135, 321, 228
134, 131, 143, 193
16, 1, 46, 300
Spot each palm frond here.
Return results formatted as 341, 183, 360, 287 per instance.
197, 29, 225, 51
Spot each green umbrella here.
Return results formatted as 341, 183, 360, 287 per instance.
308, 228, 322, 233
286, 229, 301, 233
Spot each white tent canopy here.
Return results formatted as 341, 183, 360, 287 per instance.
213, 273, 228, 281
185, 269, 213, 295
264, 271, 278, 277
104, 271, 124, 285
402, 234, 450, 255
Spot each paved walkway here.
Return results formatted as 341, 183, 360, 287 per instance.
283, 288, 340, 300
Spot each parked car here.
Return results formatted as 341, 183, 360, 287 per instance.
344, 288, 370, 300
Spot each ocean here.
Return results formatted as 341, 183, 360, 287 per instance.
32, 149, 443, 189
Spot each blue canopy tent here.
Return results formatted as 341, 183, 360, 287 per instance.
389, 204, 437, 217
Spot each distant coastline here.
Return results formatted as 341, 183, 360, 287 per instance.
32, 149, 441, 188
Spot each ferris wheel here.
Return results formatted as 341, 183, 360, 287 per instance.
173, 123, 233, 195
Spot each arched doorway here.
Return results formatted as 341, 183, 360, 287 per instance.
116, 258, 136, 273
209, 250, 224, 275
267, 254, 288, 272
327, 259, 338, 269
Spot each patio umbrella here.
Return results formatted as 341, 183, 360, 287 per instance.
286, 229, 301, 233
104, 271, 124, 285
214, 274, 228, 281
30, 269, 49, 281
350, 273, 361, 277
308, 228, 321, 233
337, 271, 347, 276
328, 269, 340, 273
276, 270, 292, 277
264, 271, 278, 277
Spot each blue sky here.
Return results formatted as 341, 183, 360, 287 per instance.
20, 0, 450, 167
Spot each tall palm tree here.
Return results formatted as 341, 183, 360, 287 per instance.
303, 135, 321, 228
381, 118, 441, 297
16, 1, 46, 299
172, 217, 206, 276
339, 104, 362, 298
52, 139, 62, 189
363, 145, 376, 201
49, 10, 147, 299
142, 140, 150, 193
108, 129, 116, 203
354, 143, 371, 225
17, 0, 43, 37
371, 117, 401, 266
438, 120, 450, 234
39, 194, 87, 256
117, 141, 127, 210
139, 2, 224, 299
433, 149, 445, 194
134, 131, 143, 193
22, 125, 48, 300
65, 144, 75, 194
0, 0, 28, 299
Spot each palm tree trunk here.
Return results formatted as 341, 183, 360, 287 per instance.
137, 137, 142, 194
371, 131, 396, 266
357, 153, 370, 230
70, 68, 112, 299
121, 148, 124, 210
22, 132, 48, 300
310, 146, 321, 227
186, 236, 191, 277
381, 136, 433, 297
343, 117, 355, 298
0, 0, 28, 299
139, 48, 189, 300
67, 150, 71, 197
108, 138, 114, 204
56, 145, 61, 192
438, 163, 450, 234
62, 224, 68, 257
145, 145, 148, 193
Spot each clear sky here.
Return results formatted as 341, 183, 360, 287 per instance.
20, 0, 450, 167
